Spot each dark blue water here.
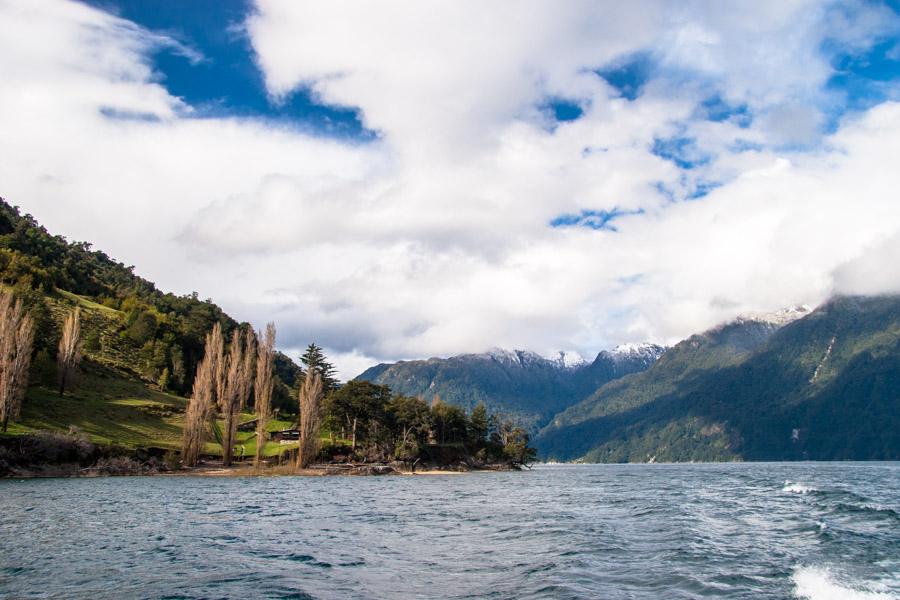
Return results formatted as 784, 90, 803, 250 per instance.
0, 463, 898, 599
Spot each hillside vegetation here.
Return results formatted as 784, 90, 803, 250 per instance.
357, 345, 665, 430
537, 296, 900, 462
0, 198, 301, 403
0, 198, 302, 458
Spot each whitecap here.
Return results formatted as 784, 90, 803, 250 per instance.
792, 566, 896, 600
783, 481, 817, 494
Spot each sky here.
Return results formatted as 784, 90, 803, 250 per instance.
2, 0, 900, 379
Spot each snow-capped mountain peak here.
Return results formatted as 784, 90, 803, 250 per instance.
483, 348, 545, 367
738, 305, 812, 326
482, 348, 588, 370
552, 350, 588, 369
481, 345, 664, 370
608, 342, 667, 362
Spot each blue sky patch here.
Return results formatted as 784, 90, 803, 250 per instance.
697, 94, 752, 127
82, 0, 375, 140
651, 135, 711, 170
824, 38, 900, 130
817, 0, 900, 132
537, 98, 585, 130
543, 98, 584, 122
550, 208, 643, 231
595, 52, 655, 101
687, 180, 723, 200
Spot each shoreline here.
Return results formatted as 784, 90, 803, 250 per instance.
2, 461, 517, 479
167, 465, 474, 477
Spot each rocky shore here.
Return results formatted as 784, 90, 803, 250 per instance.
0, 431, 522, 478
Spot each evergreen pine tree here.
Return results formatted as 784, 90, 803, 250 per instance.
299, 343, 339, 393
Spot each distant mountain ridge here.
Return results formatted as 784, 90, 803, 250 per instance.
356, 344, 666, 429
537, 315, 790, 461
355, 300, 900, 463
536, 296, 900, 462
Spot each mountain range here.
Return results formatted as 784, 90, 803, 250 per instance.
359, 299, 900, 462
357, 344, 666, 429
538, 296, 899, 462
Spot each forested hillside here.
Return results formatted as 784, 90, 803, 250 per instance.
0, 198, 300, 425
537, 297, 900, 462
356, 345, 665, 430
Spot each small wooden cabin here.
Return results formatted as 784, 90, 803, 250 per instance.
272, 429, 300, 443
237, 418, 259, 432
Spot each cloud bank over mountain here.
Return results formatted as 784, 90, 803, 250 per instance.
2, 0, 899, 377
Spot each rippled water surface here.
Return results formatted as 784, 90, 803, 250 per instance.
1, 463, 898, 599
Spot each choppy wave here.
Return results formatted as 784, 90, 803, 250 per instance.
792, 566, 896, 600
783, 481, 818, 494
0, 463, 897, 599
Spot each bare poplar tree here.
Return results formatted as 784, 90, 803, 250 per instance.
297, 369, 323, 470
241, 328, 256, 402
57, 307, 82, 396
219, 329, 243, 467
0, 293, 34, 432
181, 323, 224, 467
236, 328, 256, 462
219, 328, 256, 467
181, 354, 213, 467
254, 323, 276, 468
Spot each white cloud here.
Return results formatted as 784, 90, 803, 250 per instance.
831, 232, 900, 296
1, 0, 900, 379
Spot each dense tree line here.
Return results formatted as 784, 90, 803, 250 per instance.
304, 347, 537, 467
321, 379, 536, 467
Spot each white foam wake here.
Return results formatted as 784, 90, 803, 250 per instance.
783, 481, 817, 494
793, 567, 896, 600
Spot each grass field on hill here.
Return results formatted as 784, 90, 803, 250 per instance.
5, 357, 303, 459
0, 290, 319, 461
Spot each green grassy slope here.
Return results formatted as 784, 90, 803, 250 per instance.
9, 354, 301, 459
0, 288, 184, 448
9, 359, 186, 448
3, 293, 296, 458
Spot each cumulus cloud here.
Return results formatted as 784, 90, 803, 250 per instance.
1, 0, 900, 378
831, 231, 900, 296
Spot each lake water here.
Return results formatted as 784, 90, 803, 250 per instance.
0, 463, 898, 599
